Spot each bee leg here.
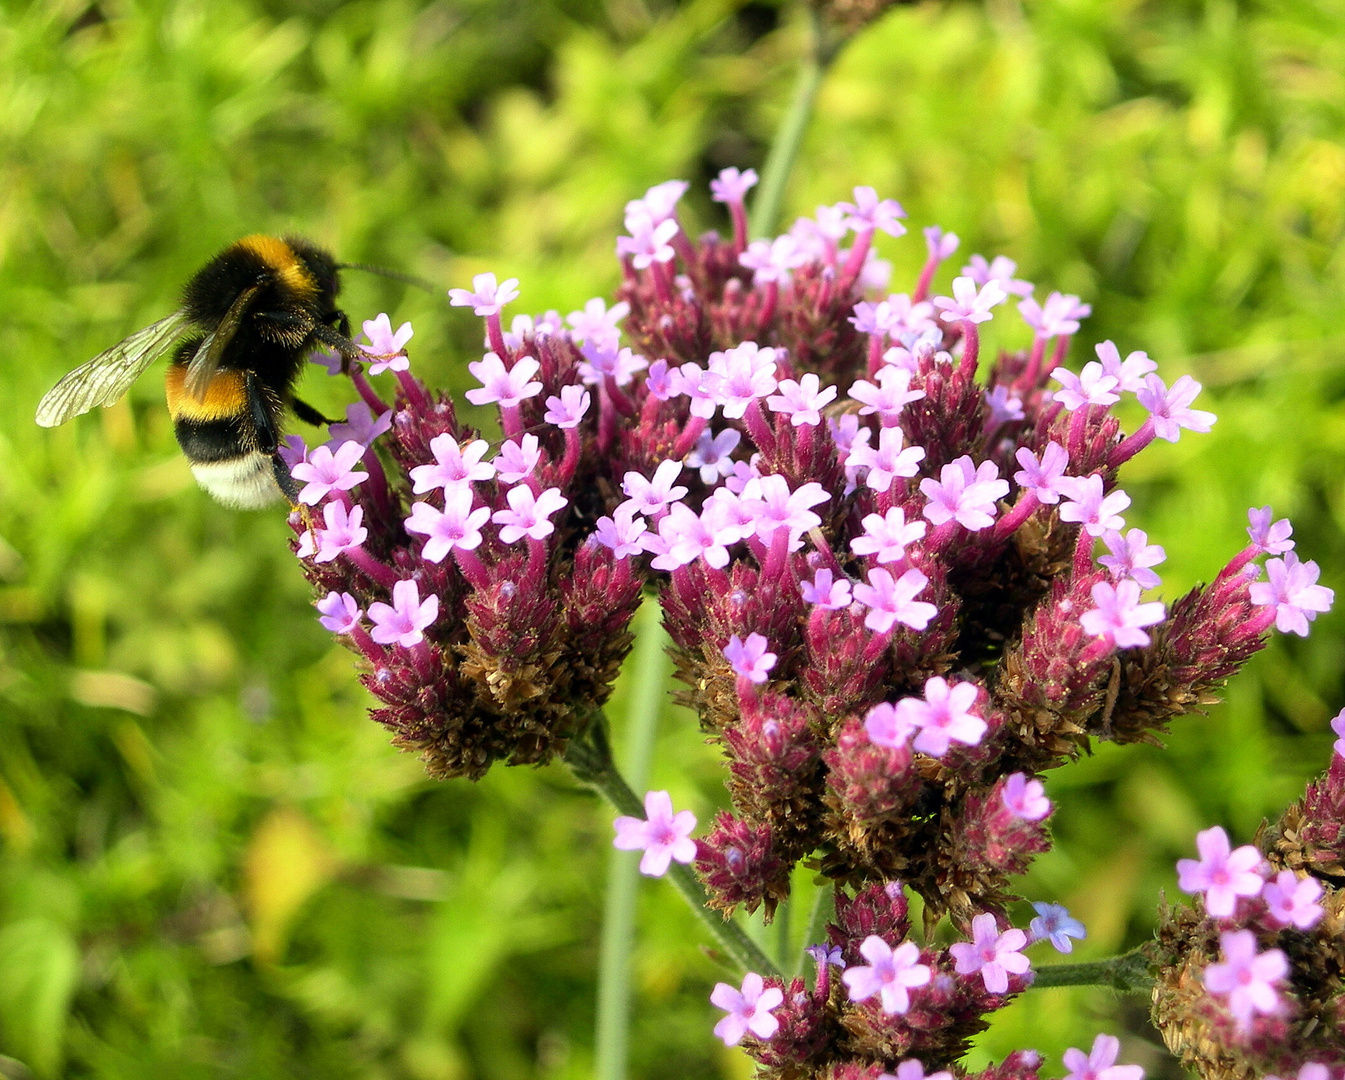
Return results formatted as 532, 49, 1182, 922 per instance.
245, 370, 302, 508
291, 396, 339, 427
312, 321, 362, 370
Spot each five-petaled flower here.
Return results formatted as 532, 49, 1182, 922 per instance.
367, 578, 439, 648
841, 935, 932, 1013
1028, 902, 1086, 954
1175, 826, 1265, 918
949, 913, 1031, 994
1061, 1034, 1144, 1080
710, 972, 783, 1046
1202, 929, 1289, 1027
613, 790, 697, 877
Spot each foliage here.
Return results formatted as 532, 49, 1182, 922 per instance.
0, 0, 1342, 1076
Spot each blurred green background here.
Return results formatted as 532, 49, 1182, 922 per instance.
2, 0, 1345, 1076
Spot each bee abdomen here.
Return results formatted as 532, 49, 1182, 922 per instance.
188, 453, 284, 509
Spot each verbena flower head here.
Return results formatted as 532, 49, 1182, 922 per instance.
281, 175, 1338, 1075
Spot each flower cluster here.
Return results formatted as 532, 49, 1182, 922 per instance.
283, 173, 1337, 1072
1151, 714, 1345, 1076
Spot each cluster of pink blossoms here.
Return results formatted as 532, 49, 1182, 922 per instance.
281, 171, 1339, 1075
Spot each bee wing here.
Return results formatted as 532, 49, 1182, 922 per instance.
35, 310, 193, 427
183, 281, 265, 400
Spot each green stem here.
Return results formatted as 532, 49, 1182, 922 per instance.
792, 882, 836, 978
1030, 947, 1154, 993
749, 9, 842, 240
594, 601, 669, 1080
566, 712, 783, 981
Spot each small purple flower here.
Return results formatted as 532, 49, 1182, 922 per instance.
1029, 902, 1087, 954
359, 313, 414, 374
277, 434, 307, 470
864, 702, 915, 749
742, 475, 829, 545
933, 276, 1007, 325
1013, 443, 1070, 504
297, 501, 367, 563
329, 402, 393, 448
849, 366, 925, 421
448, 272, 520, 316
847, 427, 927, 493
724, 633, 777, 684
1058, 475, 1131, 537
962, 254, 1033, 297
949, 913, 1030, 994
851, 507, 927, 564
410, 434, 495, 494
1176, 826, 1265, 918
710, 166, 759, 205
841, 935, 931, 1013
1261, 869, 1324, 930
465, 352, 543, 408
854, 567, 938, 634
405, 489, 490, 563
767, 373, 837, 426
920, 456, 1010, 531
493, 433, 541, 485
592, 504, 648, 560
1136, 373, 1216, 441
1050, 362, 1120, 411
544, 384, 591, 428
710, 972, 783, 1046
578, 341, 647, 387
805, 943, 845, 970
1079, 580, 1165, 649
309, 347, 343, 376
1249, 553, 1334, 636
1002, 773, 1051, 821
566, 297, 629, 347
1095, 340, 1157, 394
1333, 708, 1345, 759
710, 341, 779, 419
740, 235, 809, 285
315, 591, 362, 635
985, 385, 1025, 425
924, 225, 959, 260
367, 578, 439, 648
687, 428, 741, 483
1061, 1034, 1144, 1080
621, 460, 688, 518
1019, 291, 1090, 337
627, 179, 688, 224
613, 790, 698, 877
1247, 507, 1294, 556
800, 568, 852, 610
492, 485, 568, 544
838, 186, 907, 236
673, 361, 723, 420
898, 676, 986, 757
291, 440, 369, 505
1202, 929, 1289, 1027
617, 214, 679, 269
1098, 529, 1165, 590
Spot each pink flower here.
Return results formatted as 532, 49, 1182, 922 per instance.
1176, 826, 1265, 918
709, 341, 779, 419
1079, 580, 1165, 649
544, 384, 591, 428
367, 579, 439, 648
1018, 291, 1090, 337
315, 591, 361, 635
886, 1060, 954, 1080
358, 313, 414, 374
1050, 362, 1120, 411
933, 276, 1007, 325
297, 501, 367, 563
1261, 869, 1324, 930
1061, 1034, 1144, 1080
962, 254, 1033, 297
710, 972, 782, 1046
1029, 902, 1086, 954
800, 568, 852, 610
617, 214, 679, 269
1136, 373, 1216, 442
409, 433, 495, 494
493, 433, 541, 484
1202, 929, 1289, 1027
448, 272, 520, 316
621, 460, 688, 518
1249, 553, 1334, 636
841, 935, 931, 1013
492, 485, 568, 544
291, 440, 369, 505
1058, 474, 1130, 537
849, 366, 925, 422
1094, 340, 1156, 394
864, 702, 915, 749
898, 676, 986, 757
465, 352, 543, 408
1001, 773, 1051, 821
592, 504, 648, 560
838, 186, 907, 236
328, 402, 392, 447
612, 790, 697, 877
687, 428, 741, 483
920, 457, 1009, 531
767, 373, 837, 426
724, 633, 777, 684
846, 427, 927, 493
740, 235, 809, 286
1013, 443, 1070, 504
949, 912, 1030, 994
854, 567, 938, 634
850, 507, 927, 564
1333, 708, 1345, 759
710, 166, 759, 205
1246, 507, 1294, 556
1098, 529, 1165, 590
405, 489, 490, 563
566, 297, 629, 347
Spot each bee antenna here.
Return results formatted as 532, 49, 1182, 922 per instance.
338, 262, 439, 295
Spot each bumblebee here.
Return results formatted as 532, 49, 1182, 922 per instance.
36, 234, 365, 508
